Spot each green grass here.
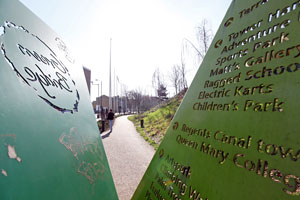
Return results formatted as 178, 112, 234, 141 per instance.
128, 90, 186, 150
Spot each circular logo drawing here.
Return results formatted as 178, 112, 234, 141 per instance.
0, 21, 80, 113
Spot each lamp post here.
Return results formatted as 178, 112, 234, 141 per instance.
91, 81, 100, 118
95, 79, 103, 120
109, 38, 112, 110
94, 79, 105, 132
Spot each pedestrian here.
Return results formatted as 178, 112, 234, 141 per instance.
107, 109, 115, 132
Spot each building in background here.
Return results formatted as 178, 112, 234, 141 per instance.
92, 95, 109, 119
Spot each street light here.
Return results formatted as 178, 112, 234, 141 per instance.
95, 79, 103, 119
93, 79, 105, 132
91, 80, 100, 118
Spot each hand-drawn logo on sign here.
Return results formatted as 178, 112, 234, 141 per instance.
59, 128, 108, 185
55, 37, 75, 64
0, 21, 80, 113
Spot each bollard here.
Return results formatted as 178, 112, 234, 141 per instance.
141, 119, 144, 128
101, 120, 105, 133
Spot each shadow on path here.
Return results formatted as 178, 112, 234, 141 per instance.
101, 131, 112, 139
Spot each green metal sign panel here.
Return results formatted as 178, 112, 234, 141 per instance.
133, 0, 300, 199
0, 0, 118, 199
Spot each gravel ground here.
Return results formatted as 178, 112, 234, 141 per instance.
102, 115, 155, 200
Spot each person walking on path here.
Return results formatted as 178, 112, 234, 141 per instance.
107, 109, 115, 132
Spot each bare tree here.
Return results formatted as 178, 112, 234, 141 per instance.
179, 61, 188, 91
196, 19, 213, 57
182, 19, 214, 64
126, 88, 143, 113
124, 86, 134, 113
134, 88, 143, 113
176, 19, 213, 93
140, 95, 160, 112
152, 68, 162, 95
169, 65, 180, 95
120, 84, 128, 114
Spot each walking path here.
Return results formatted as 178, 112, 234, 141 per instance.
102, 115, 155, 200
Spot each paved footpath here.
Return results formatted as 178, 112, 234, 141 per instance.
102, 115, 155, 200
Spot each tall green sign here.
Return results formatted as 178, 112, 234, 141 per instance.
133, 0, 300, 199
0, 0, 117, 199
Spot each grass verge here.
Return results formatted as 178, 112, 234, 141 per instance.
128, 90, 186, 150
128, 115, 159, 150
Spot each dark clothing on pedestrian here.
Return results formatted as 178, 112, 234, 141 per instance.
107, 110, 114, 132
107, 112, 114, 120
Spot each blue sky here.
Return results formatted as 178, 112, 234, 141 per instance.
19, 0, 232, 100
